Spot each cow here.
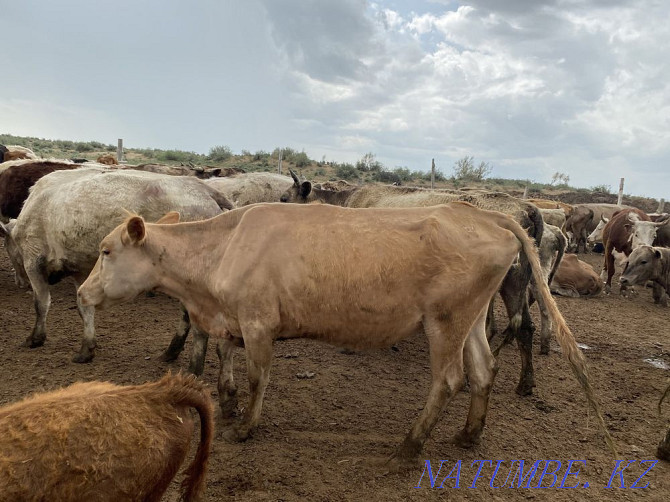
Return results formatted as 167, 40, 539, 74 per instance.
127, 163, 225, 179
0, 144, 37, 163
0, 160, 79, 221
0, 167, 232, 363
527, 198, 574, 217
96, 153, 118, 165
205, 172, 295, 207
529, 224, 566, 355
78, 202, 613, 462
629, 214, 670, 249
601, 208, 650, 294
280, 172, 546, 396
539, 208, 566, 229
550, 254, 603, 298
620, 246, 670, 305
0, 372, 213, 501
565, 203, 630, 253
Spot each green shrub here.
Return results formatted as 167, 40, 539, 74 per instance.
335, 163, 358, 180
208, 145, 233, 162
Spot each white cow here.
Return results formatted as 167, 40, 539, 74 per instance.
205, 172, 294, 207
0, 167, 232, 363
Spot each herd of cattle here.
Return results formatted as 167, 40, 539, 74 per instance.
0, 144, 668, 499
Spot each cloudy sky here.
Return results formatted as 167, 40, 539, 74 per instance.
2, 0, 669, 199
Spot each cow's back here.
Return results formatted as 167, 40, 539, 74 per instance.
14, 168, 228, 269
206, 172, 294, 206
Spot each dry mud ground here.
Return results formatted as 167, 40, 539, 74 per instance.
0, 250, 668, 501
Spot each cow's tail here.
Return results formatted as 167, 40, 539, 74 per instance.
501, 215, 617, 456
206, 185, 235, 211
547, 228, 567, 287
164, 373, 215, 502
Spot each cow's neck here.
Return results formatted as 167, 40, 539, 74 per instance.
145, 218, 232, 315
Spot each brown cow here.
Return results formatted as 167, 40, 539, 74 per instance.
78, 203, 613, 461
602, 208, 650, 294
551, 254, 603, 298
281, 173, 546, 396
0, 372, 213, 501
96, 153, 119, 165
0, 160, 78, 221
565, 203, 631, 253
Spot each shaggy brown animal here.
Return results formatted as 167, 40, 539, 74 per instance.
0, 372, 214, 501
96, 153, 119, 165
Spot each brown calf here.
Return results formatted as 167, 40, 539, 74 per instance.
0, 372, 214, 501
97, 153, 119, 165
602, 208, 650, 294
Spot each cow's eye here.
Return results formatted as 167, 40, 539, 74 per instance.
102, 249, 110, 256
640, 260, 647, 265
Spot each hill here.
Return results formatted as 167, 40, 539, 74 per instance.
1, 133, 665, 213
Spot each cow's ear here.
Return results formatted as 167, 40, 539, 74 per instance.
655, 249, 662, 259
300, 180, 312, 198
155, 211, 180, 224
126, 216, 146, 244
624, 223, 631, 230
209, 168, 222, 177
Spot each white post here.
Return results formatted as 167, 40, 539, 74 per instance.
657, 198, 665, 213
431, 158, 435, 189
617, 178, 624, 206
278, 150, 283, 175
117, 139, 123, 163
522, 185, 528, 199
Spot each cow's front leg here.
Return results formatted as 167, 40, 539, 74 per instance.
72, 279, 97, 363
652, 283, 668, 307
454, 309, 497, 447
187, 325, 210, 376
23, 266, 50, 348
223, 325, 272, 442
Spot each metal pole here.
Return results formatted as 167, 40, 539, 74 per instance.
431, 158, 435, 189
117, 139, 123, 163
617, 178, 624, 206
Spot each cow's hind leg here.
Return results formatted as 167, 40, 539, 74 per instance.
217, 337, 238, 419
223, 324, 272, 442
72, 278, 97, 363
23, 265, 50, 349
454, 309, 497, 448
390, 316, 467, 463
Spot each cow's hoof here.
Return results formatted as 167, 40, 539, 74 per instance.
453, 430, 481, 449
158, 349, 180, 363
23, 336, 45, 348
72, 352, 94, 364
383, 454, 418, 473
515, 383, 534, 396
222, 424, 252, 443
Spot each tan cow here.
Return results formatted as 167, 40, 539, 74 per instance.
0, 144, 38, 163
539, 208, 567, 229
0, 372, 213, 501
550, 254, 603, 297
78, 203, 613, 461
96, 153, 118, 165
527, 198, 574, 217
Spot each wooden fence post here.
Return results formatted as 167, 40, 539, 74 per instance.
431, 158, 435, 189
278, 150, 283, 175
657, 198, 665, 213
617, 178, 624, 206
117, 139, 123, 163
522, 185, 528, 199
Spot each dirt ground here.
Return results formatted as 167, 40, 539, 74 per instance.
0, 250, 668, 501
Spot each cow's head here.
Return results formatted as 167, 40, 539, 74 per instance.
629, 214, 669, 248
280, 169, 312, 203
0, 220, 29, 288
78, 212, 180, 309
620, 245, 660, 287
587, 215, 609, 244
0, 145, 8, 163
